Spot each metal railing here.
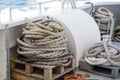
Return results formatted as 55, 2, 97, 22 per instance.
0, 0, 61, 24
0, 0, 91, 25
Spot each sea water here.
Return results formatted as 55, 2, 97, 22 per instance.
0, 0, 36, 9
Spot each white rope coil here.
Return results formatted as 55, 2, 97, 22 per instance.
85, 41, 120, 66
94, 7, 114, 36
17, 17, 73, 67
61, 0, 77, 9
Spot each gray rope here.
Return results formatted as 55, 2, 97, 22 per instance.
85, 41, 120, 66
94, 7, 114, 36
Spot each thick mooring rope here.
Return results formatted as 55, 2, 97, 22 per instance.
85, 7, 119, 66
61, 0, 77, 9
115, 26, 120, 41
17, 17, 73, 67
94, 7, 114, 37
85, 40, 120, 66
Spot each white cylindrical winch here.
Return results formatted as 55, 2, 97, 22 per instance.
50, 9, 101, 67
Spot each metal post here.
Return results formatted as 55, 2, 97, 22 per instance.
67, 0, 69, 9
0, 10, 1, 25
5, 24, 11, 80
107, 20, 110, 35
39, 3, 42, 15
9, 8, 12, 21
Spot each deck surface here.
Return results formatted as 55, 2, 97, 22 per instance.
76, 68, 120, 80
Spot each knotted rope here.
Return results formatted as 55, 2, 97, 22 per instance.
94, 7, 114, 37
85, 7, 119, 66
85, 39, 120, 66
17, 17, 73, 67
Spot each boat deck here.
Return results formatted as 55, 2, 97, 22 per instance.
76, 69, 120, 80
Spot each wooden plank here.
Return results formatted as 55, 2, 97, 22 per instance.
10, 61, 15, 71
31, 64, 55, 69
10, 57, 26, 64
44, 68, 53, 80
26, 63, 31, 76
12, 71, 42, 80
72, 58, 76, 69
53, 68, 73, 79
31, 73, 44, 79
11, 57, 75, 80
60, 66, 64, 74
14, 69, 26, 74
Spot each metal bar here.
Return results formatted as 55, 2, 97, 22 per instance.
5, 24, 11, 80
38, 3, 42, 15
107, 20, 110, 35
10, 0, 59, 9
9, 8, 12, 21
0, 10, 1, 25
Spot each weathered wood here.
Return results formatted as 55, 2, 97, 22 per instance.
25, 64, 31, 76
44, 68, 52, 80
10, 61, 15, 71
10, 57, 75, 80
12, 72, 42, 80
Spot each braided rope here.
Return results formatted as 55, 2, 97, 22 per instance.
17, 17, 73, 67
94, 7, 114, 36
85, 41, 120, 66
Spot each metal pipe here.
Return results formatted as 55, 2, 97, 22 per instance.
5, 24, 11, 80
38, 3, 42, 15
0, 10, 1, 25
9, 8, 12, 21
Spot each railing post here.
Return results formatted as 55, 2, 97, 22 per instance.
38, 3, 42, 15
5, 24, 11, 80
0, 10, 1, 25
9, 8, 12, 21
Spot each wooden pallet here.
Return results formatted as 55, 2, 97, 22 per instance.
79, 59, 120, 79
10, 57, 75, 80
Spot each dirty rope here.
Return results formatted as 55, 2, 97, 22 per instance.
94, 7, 114, 37
85, 40, 120, 66
17, 17, 73, 67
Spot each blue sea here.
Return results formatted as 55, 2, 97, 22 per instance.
0, 0, 36, 9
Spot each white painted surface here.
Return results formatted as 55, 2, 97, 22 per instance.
50, 9, 101, 67
0, 29, 6, 80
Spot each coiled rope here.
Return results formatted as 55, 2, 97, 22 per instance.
85, 7, 119, 66
17, 17, 73, 67
115, 26, 120, 41
85, 37, 120, 66
94, 7, 114, 37
61, 0, 76, 9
